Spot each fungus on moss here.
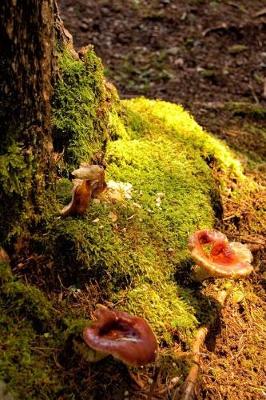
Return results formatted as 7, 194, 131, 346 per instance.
61, 164, 107, 216
188, 229, 253, 279
83, 305, 158, 367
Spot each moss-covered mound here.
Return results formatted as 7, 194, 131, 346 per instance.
50, 97, 245, 344
1, 48, 258, 399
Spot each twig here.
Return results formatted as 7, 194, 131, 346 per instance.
253, 8, 266, 18
202, 23, 228, 37
172, 327, 208, 400
147, 366, 160, 400
263, 78, 266, 99
249, 81, 260, 104
172, 292, 227, 400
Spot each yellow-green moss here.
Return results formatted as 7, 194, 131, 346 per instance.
122, 98, 244, 178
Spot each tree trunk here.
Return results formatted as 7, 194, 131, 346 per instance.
0, 0, 55, 244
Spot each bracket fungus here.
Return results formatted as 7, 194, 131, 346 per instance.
83, 305, 158, 367
188, 229, 253, 280
61, 164, 107, 217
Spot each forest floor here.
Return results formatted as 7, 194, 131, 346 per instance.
58, 1, 266, 399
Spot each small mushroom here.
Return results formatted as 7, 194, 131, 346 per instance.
60, 179, 93, 217
0, 247, 10, 263
188, 229, 253, 279
83, 305, 158, 367
60, 164, 107, 217
72, 164, 105, 180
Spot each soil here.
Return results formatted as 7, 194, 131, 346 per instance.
58, 1, 266, 399
59, 0, 266, 165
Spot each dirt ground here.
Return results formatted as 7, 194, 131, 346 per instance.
58, 1, 266, 399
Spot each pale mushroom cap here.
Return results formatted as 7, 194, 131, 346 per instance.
72, 165, 104, 180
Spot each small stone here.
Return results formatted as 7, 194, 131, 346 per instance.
167, 46, 180, 56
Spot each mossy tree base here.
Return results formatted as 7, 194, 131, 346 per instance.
0, 47, 263, 399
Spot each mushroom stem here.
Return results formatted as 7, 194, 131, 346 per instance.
191, 265, 212, 282
60, 179, 93, 217
60, 164, 107, 217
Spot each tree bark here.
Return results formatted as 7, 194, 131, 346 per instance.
0, 0, 55, 243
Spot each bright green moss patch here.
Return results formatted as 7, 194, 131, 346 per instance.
124, 283, 198, 344
52, 48, 109, 168
122, 98, 244, 178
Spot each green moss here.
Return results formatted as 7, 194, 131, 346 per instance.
52, 48, 109, 169
0, 261, 95, 399
1, 280, 55, 327
0, 142, 32, 196
46, 97, 245, 346
0, 262, 12, 283
124, 283, 198, 343
0, 310, 62, 400
0, 266, 62, 399
122, 98, 244, 178
0, 142, 34, 243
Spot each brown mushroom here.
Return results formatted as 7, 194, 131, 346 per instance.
60, 179, 93, 217
83, 305, 158, 367
60, 164, 107, 217
0, 247, 10, 263
188, 229, 253, 279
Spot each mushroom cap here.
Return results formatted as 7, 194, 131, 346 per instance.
83, 305, 158, 367
188, 229, 253, 278
72, 164, 104, 180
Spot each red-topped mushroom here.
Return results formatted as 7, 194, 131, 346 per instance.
83, 305, 158, 367
188, 229, 253, 279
